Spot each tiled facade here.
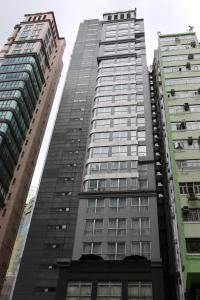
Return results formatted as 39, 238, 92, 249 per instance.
153, 32, 200, 299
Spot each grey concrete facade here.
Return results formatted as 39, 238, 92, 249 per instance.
73, 10, 161, 265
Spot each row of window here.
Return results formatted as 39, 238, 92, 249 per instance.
94, 105, 144, 115
25, 23, 44, 30
0, 89, 34, 118
186, 238, 200, 254
87, 197, 149, 213
0, 68, 41, 96
0, 111, 25, 143
161, 43, 196, 51
19, 28, 42, 40
84, 178, 148, 192
171, 121, 200, 131
177, 160, 200, 171
103, 43, 145, 55
92, 118, 145, 131
87, 161, 146, 175
97, 74, 141, 84
169, 104, 200, 114
91, 130, 145, 143
99, 57, 137, 67
82, 241, 151, 259
104, 35, 135, 42
105, 27, 134, 37
0, 100, 30, 124
166, 77, 200, 86
94, 94, 144, 105
163, 64, 200, 73
96, 83, 143, 93
168, 89, 200, 99
174, 139, 200, 150
84, 217, 150, 236
0, 123, 20, 159
179, 182, 200, 194
183, 209, 200, 222
89, 145, 146, 158
0, 158, 11, 190
0, 141, 16, 174
160, 35, 195, 42
0, 180, 6, 202
162, 54, 200, 62
98, 65, 143, 75
105, 21, 135, 31
12, 41, 35, 54
66, 281, 152, 299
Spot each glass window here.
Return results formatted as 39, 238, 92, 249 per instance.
95, 119, 110, 128
112, 146, 127, 156
131, 145, 137, 155
83, 242, 102, 255
115, 84, 129, 92
138, 146, 146, 157
84, 219, 103, 235
66, 282, 92, 300
131, 241, 151, 259
95, 96, 112, 104
114, 106, 128, 115
97, 282, 121, 299
137, 118, 145, 125
131, 197, 149, 212
186, 238, 200, 254
113, 118, 128, 126
109, 197, 127, 212
91, 147, 109, 157
131, 218, 150, 235
107, 242, 126, 259
128, 282, 153, 300
95, 107, 112, 116
87, 199, 105, 213
177, 160, 200, 171
108, 218, 127, 236
112, 131, 128, 141
93, 132, 110, 142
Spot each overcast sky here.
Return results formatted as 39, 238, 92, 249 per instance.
0, 0, 200, 189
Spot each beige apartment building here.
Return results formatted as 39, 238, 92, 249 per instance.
0, 12, 65, 292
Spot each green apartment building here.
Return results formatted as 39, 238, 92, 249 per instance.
153, 31, 200, 299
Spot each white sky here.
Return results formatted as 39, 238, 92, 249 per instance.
0, 0, 200, 188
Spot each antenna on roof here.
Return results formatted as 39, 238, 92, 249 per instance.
188, 26, 194, 32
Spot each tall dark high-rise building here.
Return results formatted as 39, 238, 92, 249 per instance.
13, 10, 178, 300
0, 12, 65, 292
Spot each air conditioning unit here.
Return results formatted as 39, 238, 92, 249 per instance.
188, 193, 197, 201
177, 121, 186, 130
170, 89, 175, 96
188, 136, 193, 145
191, 41, 196, 48
182, 206, 189, 217
188, 53, 194, 60
186, 62, 191, 70
184, 103, 189, 111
